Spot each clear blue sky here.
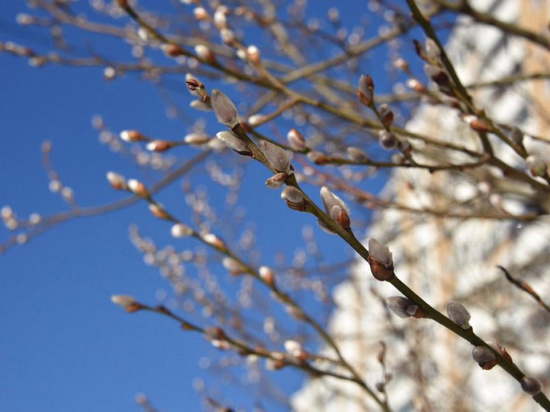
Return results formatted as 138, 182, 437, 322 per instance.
0, 1, 423, 411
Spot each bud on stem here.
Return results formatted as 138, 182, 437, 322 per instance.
212, 90, 239, 128
472, 346, 497, 370
368, 238, 394, 281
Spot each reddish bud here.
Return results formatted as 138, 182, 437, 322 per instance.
194, 44, 216, 64
127, 179, 149, 197
368, 238, 394, 281
106, 172, 127, 190
259, 266, 276, 288
146, 140, 172, 152
424, 64, 449, 86
406, 78, 426, 92
120, 130, 145, 142
336, 208, 351, 230
470, 119, 491, 132
202, 233, 227, 251
148, 203, 169, 219
116, 0, 130, 10
265, 172, 288, 189
162, 43, 185, 57
378, 104, 394, 128
357, 74, 374, 106
111, 295, 142, 313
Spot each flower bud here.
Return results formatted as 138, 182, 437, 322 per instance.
379, 130, 398, 150
212, 90, 239, 128
446, 301, 471, 329
281, 187, 305, 211
472, 346, 497, 370
171, 223, 193, 238
406, 78, 426, 92
378, 104, 394, 128
236, 49, 247, 61
222, 257, 245, 275
386, 296, 422, 318
307, 150, 328, 165
398, 139, 412, 156
259, 266, 275, 287
368, 238, 394, 281
16, 13, 33, 25
526, 155, 547, 178
184, 133, 209, 146
204, 327, 227, 342
106, 171, 127, 190
347, 147, 368, 162
162, 43, 185, 57
247, 114, 266, 127
320, 186, 351, 230
214, 9, 228, 28
284, 340, 307, 361
190, 100, 211, 111
194, 44, 216, 63
111, 295, 142, 312
320, 187, 349, 216
127, 179, 149, 197
220, 29, 235, 45
146, 140, 172, 152
148, 203, 169, 219
284, 340, 303, 356
287, 129, 306, 151
265, 358, 286, 371
424, 64, 449, 86
185, 74, 203, 94
61, 187, 73, 202
202, 233, 227, 250
327, 7, 340, 23
265, 172, 288, 189
193, 7, 207, 21
393, 58, 409, 71
259, 140, 292, 173
116, 0, 129, 10
247, 45, 261, 65
521, 376, 542, 395
29, 213, 41, 225
216, 131, 252, 156
336, 207, 351, 230
1, 206, 13, 220
357, 74, 374, 106
120, 130, 145, 142
425, 38, 440, 60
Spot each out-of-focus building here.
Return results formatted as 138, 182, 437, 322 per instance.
293, 0, 550, 410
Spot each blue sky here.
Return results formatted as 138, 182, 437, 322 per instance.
0, 1, 425, 411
